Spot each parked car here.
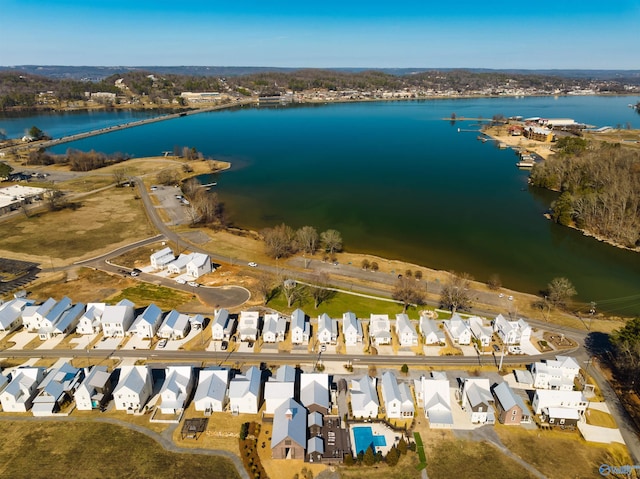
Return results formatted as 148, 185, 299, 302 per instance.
188, 281, 199, 288
248, 262, 258, 267
508, 346, 522, 354
221, 341, 228, 351
157, 339, 167, 349
320, 344, 327, 352
175, 278, 186, 284
130, 268, 142, 277
492, 344, 500, 352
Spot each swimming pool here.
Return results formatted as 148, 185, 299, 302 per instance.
352, 426, 387, 454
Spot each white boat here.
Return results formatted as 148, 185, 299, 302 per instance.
516, 160, 534, 168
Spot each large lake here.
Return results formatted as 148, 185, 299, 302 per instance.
3, 96, 640, 314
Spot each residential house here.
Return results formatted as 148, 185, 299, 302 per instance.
493, 314, 531, 345
0, 298, 34, 333
189, 314, 204, 331
414, 374, 453, 428
0, 367, 46, 412
459, 378, 495, 424
262, 313, 287, 343
23, 296, 72, 332
159, 366, 194, 415
237, 311, 259, 342
316, 313, 337, 345
540, 407, 582, 428
32, 362, 84, 416
194, 367, 229, 414
229, 366, 262, 414
290, 309, 310, 345
381, 371, 414, 419
342, 312, 363, 346
167, 253, 191, 275
395, 313, 419, 347
39, 302, 85, 340
150, 247, 175, 270
186, 252, 212, 278
101, 299, 135, 337
444, 314, 471, 345
271, 398, 307, 460
76, 302, 105, 335
492, 381, 531, 425
300, 373, 330, 415
157, 310, 191, 340
514, 369, 534, 388
129, 303, 163, 338
264, 365, 296, 415
307, 436, 324, 463
468, 316, 492, 348
369, 314, 391, 346
211, 309, 235, 341
308, 411, 323, 437
350, 375, 379, 418
532, 355, 581, 391
113, 365, 154, 413
532, 389, 588, 416
74, 366, 112, 411
419, 318, 445, 345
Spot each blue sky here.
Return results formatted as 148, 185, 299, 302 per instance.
3, 0, 639, 69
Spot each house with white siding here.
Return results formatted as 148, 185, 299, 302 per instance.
0, 367, 46, 412
395, 313, 419, 347
157, 310, 191, 340
262, 313, 287, 343
493, 314, 531, 345
381, 371, 414, 419
419, 318, 445, 345
264, 365, 296, 415
369, 314, 391, 346
101, 299, 135, 337
23, 297, 72, 332
229, 366, 262, 414
290, 309, 309, 345
150, 247, 175, 270
186, 253, 212, 278
0, 298, 34, 332
113, 365, 154, 413
414, 373, 453, 428
76, 303, 105, 335
342, 312, 363, 346
39, 302, 85, 339
159, 366, 194, 415
316, 313, 338, 345
74, 366, 112, 411
444, 314, 472, 345
129, 303, 163, 338
211, 309, 235, 341
468, 316, 493, 347
532, 356, 581, 391
459, 377, 495, 424
300, 373, 330, 414
350, 375, 379, 418
32, 362, 83, 416
167, 253, 191, 275
532, 389, 588, 416
194, 367, 230, 414
237, 311, 259, 342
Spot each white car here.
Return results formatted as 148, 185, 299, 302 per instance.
175, 278, 186, 284
157, 339, 167, 349
248, 262, 258, 267
188, 281, 199, 288
508, 346, 522, 354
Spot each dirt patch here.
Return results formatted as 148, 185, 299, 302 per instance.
543, 331, 577, 350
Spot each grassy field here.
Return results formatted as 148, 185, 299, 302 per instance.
0, 420, 241, 479
339, 454, 422, 479
107, 282, 199, 311
585, 408, 618, 428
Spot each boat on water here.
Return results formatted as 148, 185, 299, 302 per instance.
516, 160, 535, 168
498, 142, 508, 149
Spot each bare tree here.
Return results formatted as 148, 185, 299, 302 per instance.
282, 279, 302, 308
262, 223, 296, 259
112, 168, 128, 187
182, 177, 201, 201
361, 259, 370, 270
256, 273, 278, 304
370, 261, 379, 272
439, 271, 473, 312
296, 226, 319, 254
156, 168, 179, 186
309, 272, 334, 309
414, 270, 423, 281
487, 274, 502, 290
546, 277, 577, 309
185, 204, 202, 226
392, 276, 425, 312
321, 229, 343, 255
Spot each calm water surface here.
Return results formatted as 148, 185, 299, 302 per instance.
3, 96, 640, 314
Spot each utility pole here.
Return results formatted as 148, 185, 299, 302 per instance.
588, 302, 596, 331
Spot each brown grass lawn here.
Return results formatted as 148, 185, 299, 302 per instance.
0, 420, 241, 479
339, 453, 421, 479
106, 282, 201, 311
0, 186, 155, 266
495, 425, 634, 479
585, 408, 618, 428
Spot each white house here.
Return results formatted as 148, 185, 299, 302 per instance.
186, 253, 212, 278
444, 314, 472, 345
76, 302, 105, 335
189, 314, 204, 331
157, 310, 191, 340
395, 313, 419, 347
468, 316, 493, 348
262, 313, 287, 343
532, 389, 588, 415
129, 303, 163, 338
74, 366, 112, 411
316, 313, 338, 345
229, 366, 262, 414
300, 373, 330, 414
342, 312, 363, 346
159, 366, 194, 415
211, 309, 235, 341
532, 356, 581, 391
414, 374, 453, 428
419, 318, 445, 345
459, 377, 495, 424
237, 311, 259, 342
350, 375, 379, 418
39, 302, 85, 340
23, 297, 71, 332
381, 371, 414, 419
0, 367, 46, 412
32, 362, 83, 416
264, 365, 296, 415
194, 367, 230, 414
369, 314, 391, 346
493, 314, 532, 345
101, 299, 135, 337
113, 365, 154, 413
290, 309, 309, 345
0, 298, 34, 332
167, 253, 191, 275
150, 247, 175, 270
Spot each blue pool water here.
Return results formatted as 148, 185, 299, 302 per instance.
352, 426, 387, 454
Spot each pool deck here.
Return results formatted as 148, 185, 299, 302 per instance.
349, 422, 404, 456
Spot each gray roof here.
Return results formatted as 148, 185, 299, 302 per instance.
114, 366, 150, 396
271, 398, 307, 449
492, 381, 528, 413
194, 367, 229, 404
308, 411, 323, 427
44, 296, 72, 323
308, 436, 324, 454
514, 369, 534, 385
53, 302, 85, 333
300, 374, 329, 410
